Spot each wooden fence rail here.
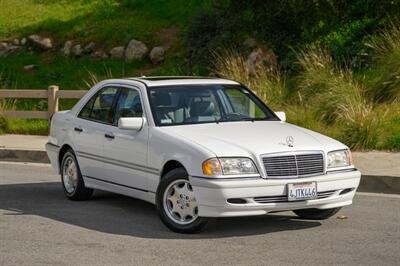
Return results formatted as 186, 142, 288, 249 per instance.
0, 86, 87, 122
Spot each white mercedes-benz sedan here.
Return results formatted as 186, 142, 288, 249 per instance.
46, 76, 361, 233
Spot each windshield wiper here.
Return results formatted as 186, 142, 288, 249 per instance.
217, 115, 255, 123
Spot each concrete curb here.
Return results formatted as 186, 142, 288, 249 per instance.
0, 149, 399, 194
0, 149, 50, 164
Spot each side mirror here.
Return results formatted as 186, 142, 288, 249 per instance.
275, 111, 286, 122
118, 117, 144, 131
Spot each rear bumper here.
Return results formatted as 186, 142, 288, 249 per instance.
190, 170, 361, 217
45, 142, 60, 173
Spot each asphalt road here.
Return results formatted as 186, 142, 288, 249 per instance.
0, 162, 399, 266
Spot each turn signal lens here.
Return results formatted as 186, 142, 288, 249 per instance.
202, 158, 222, 175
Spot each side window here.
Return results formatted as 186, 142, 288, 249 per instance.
113, 87, 143, 125
79, 96, 95, 119
78, 87, 118, 124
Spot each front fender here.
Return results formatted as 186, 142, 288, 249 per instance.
147, 127, 216, 192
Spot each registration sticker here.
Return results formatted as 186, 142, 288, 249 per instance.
287, 182, 317, 201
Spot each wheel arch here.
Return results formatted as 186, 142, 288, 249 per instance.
160, 160, 187, 179
58, 144, 74, 173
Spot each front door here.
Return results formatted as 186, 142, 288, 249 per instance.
102, 86, 150, 192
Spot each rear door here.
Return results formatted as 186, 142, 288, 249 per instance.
102, 86, 151, 192
72, 86, 119, 180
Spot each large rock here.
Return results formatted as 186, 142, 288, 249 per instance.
23, 64, 35, 72
72, 44, 83, 57
20, 38, 27, 45
91, 49, 108, 59
0, 43, 19, 57
27, 34, 53, 50
0, 42, 8, 57
12, 38, 20, 45
61, 40, 73, 56
149, 46, 165, 64
6, 45, 19, 54
246, 45, 278, 76
83, 42, 95, 54
109, 46, 125, 59
0, 42, 7, 50
125, 39, 148, 61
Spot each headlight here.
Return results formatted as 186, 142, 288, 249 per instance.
202, 158, 258, 176
327, 150, 353, 168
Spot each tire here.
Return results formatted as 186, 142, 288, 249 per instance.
61, 149, 93, 201
293, 207, 341, 220
156, 167, 208, 233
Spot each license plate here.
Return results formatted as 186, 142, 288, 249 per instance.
287, 182, 317, 201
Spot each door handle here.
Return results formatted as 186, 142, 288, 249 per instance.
74, 127, 83, 132
105, 133, 115, 140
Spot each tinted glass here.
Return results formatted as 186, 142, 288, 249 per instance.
79, 96, 95, 119
79, 87, 118, 124
148, 85, 278, 126
114, 88, 143, 125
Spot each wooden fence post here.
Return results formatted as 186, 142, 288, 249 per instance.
48, 85, 59, 123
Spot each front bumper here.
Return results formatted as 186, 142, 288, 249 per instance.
190, 170, 361, 217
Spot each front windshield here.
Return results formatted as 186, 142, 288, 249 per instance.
148, 84, 279, 126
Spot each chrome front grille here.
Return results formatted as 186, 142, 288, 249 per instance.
262, 152, 324, 178
253, 190, 337, 204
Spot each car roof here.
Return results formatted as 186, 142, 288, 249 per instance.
126, 76, 240, 87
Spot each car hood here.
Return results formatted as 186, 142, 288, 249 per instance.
162, 121, 347, 157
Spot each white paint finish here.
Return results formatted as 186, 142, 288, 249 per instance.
118, 117, 143, 131
72, 118, 107, 179
146, 126, 215, 192
103, 120, 150, 192
190, 170, 360, 217
46, 77, 361, 217
160, 121, 348, 178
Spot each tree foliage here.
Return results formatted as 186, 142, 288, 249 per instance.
186, 0, 400, 70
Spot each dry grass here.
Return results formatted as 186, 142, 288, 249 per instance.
212, 49, 286, 109
211, 48, 398, 150
366, 23, 400, 103
83, 66, 115, 90
0, 99, 16, 134
296, 48, 384, 149
297, 48, 373, 123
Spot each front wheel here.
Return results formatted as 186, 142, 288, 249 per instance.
156, 168, 208, 233
293, 207, 341, 220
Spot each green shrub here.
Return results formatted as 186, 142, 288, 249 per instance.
4, 119, 48, 136
366, 23, 400, 103
0, 115, 7, 134
185, 0, 400, 71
